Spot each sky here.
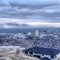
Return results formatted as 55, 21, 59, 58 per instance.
0, 0, 60, 28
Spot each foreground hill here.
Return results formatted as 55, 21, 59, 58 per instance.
0, 48, 39, 60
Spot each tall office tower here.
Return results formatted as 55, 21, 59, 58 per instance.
35, 30, 39, 36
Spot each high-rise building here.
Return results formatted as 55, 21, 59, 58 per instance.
28, 32, 32, 36
35, 30, 39, 36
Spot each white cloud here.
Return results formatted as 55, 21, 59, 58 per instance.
26, 22, 60, 27
0, 18, 60, 28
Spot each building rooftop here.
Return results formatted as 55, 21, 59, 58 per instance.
24, 46, 60, 56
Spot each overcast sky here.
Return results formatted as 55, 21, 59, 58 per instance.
0, 0, 60, 28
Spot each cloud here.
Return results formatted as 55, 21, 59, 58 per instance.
26, 22, 60, 27
6, 23, 19, 26
1, 0, 60, 28
0, 18, 60, 28
0, 0, 60, 22
0, 21, 60, 29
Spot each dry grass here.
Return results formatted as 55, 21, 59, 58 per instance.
0, 49, 39, 60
